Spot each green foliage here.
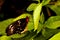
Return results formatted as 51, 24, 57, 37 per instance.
45, 16, 60, 29
33, 3, 42, 31
27, 21, 34, 31
49, 32, 60, 40
0, 0, 60, 40
42, 28, 60, 39
42, 0, 51, 6
47, 0, 60, 15
9, 33, 27, 38
13, 13, 32, 22
0, 36, 12, 40
19, 31, 37, 40
47, 5, 60, 15
40, 13, 45, 24
34, 35, 46, 40
37, 23, 43, 33
36, 13, 44, 33
27, 3, 38, 11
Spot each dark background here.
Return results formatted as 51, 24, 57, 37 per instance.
0, 0, 38, 21
0, 0, 56, 21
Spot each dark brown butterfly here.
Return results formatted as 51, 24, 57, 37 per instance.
6, 17, 29, 36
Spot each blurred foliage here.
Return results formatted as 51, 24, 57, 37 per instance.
49, 32, 60, 40
0, 0, 60, 40
45, 16, 60, 29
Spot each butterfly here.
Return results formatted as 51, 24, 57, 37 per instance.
6, 17, 29, 36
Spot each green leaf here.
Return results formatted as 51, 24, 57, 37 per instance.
42, 0, 51, 6
13, 13, 32, 22
37, 23, 43, 33
9, 32, 27, 38
27, 3, 38, 11
49, 32, 60, 40
45, 16, 60, 29
0, 36, 12, 40
27, 21, 34, 31
34, 33, 46, 40
27, 17, 34, 31
47, 5, 60, 15
40, 13, 45, 24
20, 31, 37, 40
33, 3, 42, 31
37, 13, 44, 33
42, 28, 60, 39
